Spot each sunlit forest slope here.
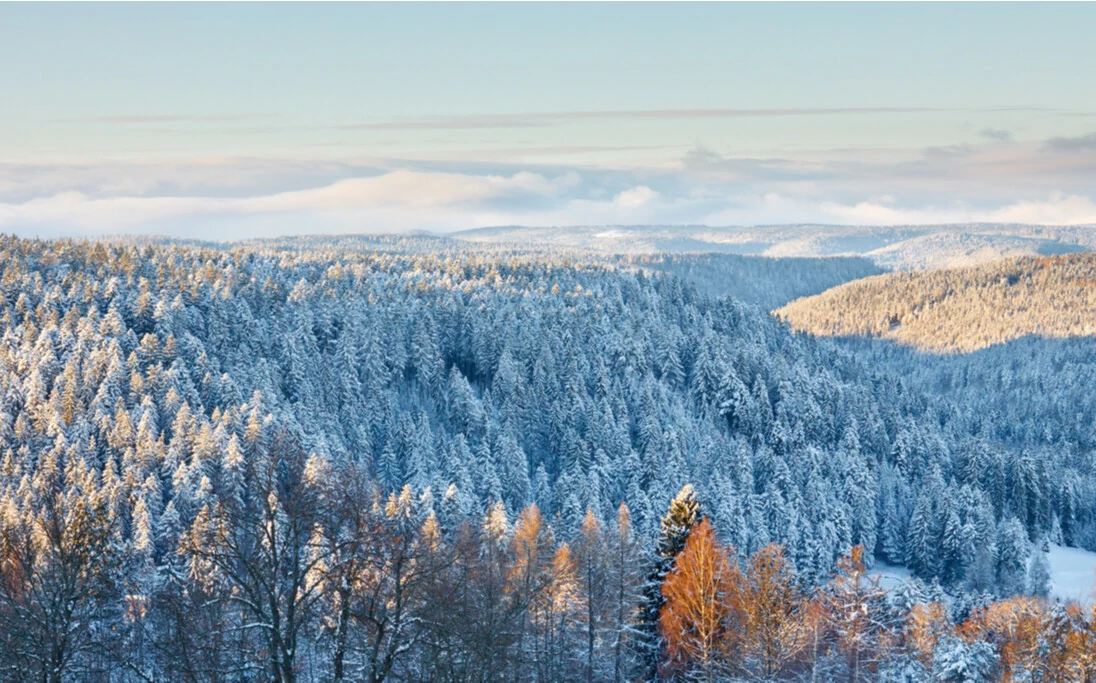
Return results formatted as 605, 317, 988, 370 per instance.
775, 253, 1096, 352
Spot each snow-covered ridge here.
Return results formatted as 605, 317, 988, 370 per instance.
453, 223, 1094, 271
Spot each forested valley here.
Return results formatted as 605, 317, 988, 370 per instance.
1, 234, 1094, 681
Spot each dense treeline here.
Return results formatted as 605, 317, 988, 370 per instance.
0, 234, 1093, 679
843, 333, 1096, 456
1, 457, 1085, 682
617, 253, 882, 309
232, 235, 881, 308
775, 253, 1096, 352
451, 223, 1096, 271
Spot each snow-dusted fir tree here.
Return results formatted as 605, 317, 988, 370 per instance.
637, 483, 701, 679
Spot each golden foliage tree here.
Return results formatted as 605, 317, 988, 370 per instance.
959, 597, 1096, 682
904, 601, 951, 669
958, 596, 1044, 679
574, 508, 609, 683
508, 503, 554, 679
1031, 604, 1095, 682
659, 518, 741, 682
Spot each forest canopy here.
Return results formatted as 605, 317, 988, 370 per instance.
0, 234, 1092, 681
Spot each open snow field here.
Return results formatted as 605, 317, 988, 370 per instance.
874, 546, 1096, 605
1047, 545, 1096, 605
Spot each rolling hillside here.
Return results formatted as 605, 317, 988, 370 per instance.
453, 223, 1093, 270
774, 253, 1096, 352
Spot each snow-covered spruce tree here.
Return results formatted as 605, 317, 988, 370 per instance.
1027, 539, 1052, 598
637, 483, 700, 679
996, 516, 1030, 597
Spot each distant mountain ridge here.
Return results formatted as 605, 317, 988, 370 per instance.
452, 223, 1094, 271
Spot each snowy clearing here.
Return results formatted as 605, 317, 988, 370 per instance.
1048, 544, 1096, 605
872, 547, 1096, 605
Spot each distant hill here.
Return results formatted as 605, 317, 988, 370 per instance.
861, 231, 1085, 271
774, 253, 1096, 352
452, 223, 1093, 270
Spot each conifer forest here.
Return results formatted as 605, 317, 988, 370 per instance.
1, 234, 1095, 681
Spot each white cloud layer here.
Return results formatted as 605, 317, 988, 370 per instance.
818, 193, 1096, 226
4, 134, 1096, 239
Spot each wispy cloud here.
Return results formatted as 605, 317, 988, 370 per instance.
55, 114, 271, 124
1043, 132, 1096, 153
335, 107, 960, 131
64, 106, 1060, 131
980, 127, 1013, 142
921, 144, 975, 162
820, 192, 1096, 226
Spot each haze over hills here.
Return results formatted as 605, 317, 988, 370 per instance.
453, 223, 1095, 271
775, 253, 1096, 352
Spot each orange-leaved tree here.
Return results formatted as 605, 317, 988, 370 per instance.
903, 601, 951, 669
1030, 603, 1095, 682
958, 596, 1043, 680
659, 518, 742, 682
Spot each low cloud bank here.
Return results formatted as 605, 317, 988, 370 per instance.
5, 135, 1096, 238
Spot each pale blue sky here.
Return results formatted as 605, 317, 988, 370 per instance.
2, 3, 1096, 236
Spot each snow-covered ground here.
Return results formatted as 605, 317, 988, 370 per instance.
870, 546, 1096, 605
1047, 544, 1096, 605
872, 561, 914, 592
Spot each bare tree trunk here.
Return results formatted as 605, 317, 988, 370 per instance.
586, 560, 595, 683
333, 585, 351, 681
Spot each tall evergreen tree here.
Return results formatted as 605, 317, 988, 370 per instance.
637, 483, 701, 679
